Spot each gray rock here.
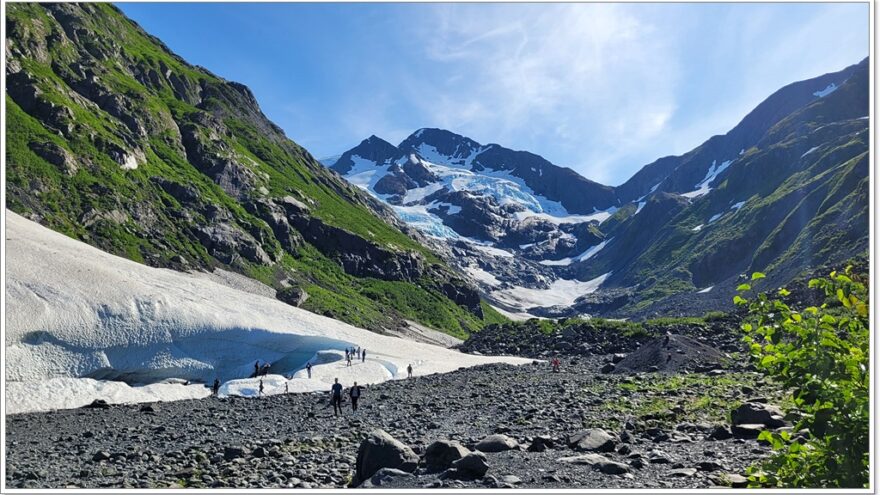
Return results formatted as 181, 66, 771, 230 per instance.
475, 434, 518, 453
557, 454, 629, 474
451, 452, 489, 478
668, 468, 697, 477
354, 429, 418, 485
731, 402, 786, 428
731, 424, 764, 439
364, 468, 413, 487
568, 429, 617, 452
424, 440, 470, 472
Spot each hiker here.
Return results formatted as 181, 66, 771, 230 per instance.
259, 378, 264, 396
330, 378, 343, 417
261, 363, 271, 376
306, 361, 312, 378
345, 349, 350, 361
212, 378, 220, 396
285, 381, 289, 394
254, 360, 260, 377
407, 364, 413, 378
349, 381, 364, 412
346, 353, 352, 367
551, 357, 561, 373
361, 349, 366, 363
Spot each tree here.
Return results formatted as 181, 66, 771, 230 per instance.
735, 267, 869, 487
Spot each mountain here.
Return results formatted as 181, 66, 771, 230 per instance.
4, 3, 508, 338
324, 58, 869, 318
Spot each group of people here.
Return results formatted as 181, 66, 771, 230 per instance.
253, 360, 271, 377
330, 378, 365, 416
344, 347, 367, 367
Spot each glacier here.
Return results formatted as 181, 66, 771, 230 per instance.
4, 211, 530, 414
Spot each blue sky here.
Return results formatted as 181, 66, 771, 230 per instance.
118, 2, 868, 186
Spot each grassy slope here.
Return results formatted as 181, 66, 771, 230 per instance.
5, 3, 504, 337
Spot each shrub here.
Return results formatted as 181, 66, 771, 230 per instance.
735, 268, 869, 487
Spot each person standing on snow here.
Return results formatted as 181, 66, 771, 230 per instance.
306, 361, 312, 378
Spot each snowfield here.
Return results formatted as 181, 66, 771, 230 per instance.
4, 211, 530, 414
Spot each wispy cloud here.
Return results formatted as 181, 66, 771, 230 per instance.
392, 4, 680, 183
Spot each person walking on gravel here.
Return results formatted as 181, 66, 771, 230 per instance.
212, 378, 220, 396
259, 378, 264, 396
330, 378, 343, 416
349, 381, 364, 412
407, 363, 413, 378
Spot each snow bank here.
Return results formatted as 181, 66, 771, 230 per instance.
5, 211, 530, 414
493, 273, 611, 310
813, 83, 838, 98
681, 159, 733, 198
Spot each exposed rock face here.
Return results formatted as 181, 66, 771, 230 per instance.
567, 429, 617, 453
730, 402, 787, 428
474, 434, 518, 453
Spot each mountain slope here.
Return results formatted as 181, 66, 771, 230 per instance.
325, 59, 869, 317
4, 3, 506, 337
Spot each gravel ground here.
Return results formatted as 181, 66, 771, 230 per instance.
5, 356, 777, 489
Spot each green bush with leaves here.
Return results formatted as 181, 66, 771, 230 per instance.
735, 268, 869, 488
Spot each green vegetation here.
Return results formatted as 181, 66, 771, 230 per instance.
737, 268, 869, 488
6, 3, 504, 338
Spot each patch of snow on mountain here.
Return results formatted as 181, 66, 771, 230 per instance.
813, 82, 838, 97
494, 273, 612, 310
730, 201, 746, 211
5, 211, 529, 413
634, 201, 646, 215
539, 237, 613, 266
801, 146, 821, 158
465, 266, 501, 287
392, 204, 460, 239
708, 213, 723, 223
402, 182, 445, 204
681, 159, 733, 198
697, 286, 714, 294
344, 155, 390, 191
636, 182, 662, 202
429, 202, 462, 215
461, 238, 514, 258
692, 224, 704, 232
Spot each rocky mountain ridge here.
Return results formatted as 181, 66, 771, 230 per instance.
325, 58, 869, 318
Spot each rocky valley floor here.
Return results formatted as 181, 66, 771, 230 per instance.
5, 355, 789, 490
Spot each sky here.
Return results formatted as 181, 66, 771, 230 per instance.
117, 2, 869, 186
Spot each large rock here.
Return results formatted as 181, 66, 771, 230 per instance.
451, 451, 489, 478
424, 440, 470, 472
354, 429, 419, 486
557, 454, 630, 474
475, 434, 518, 453
567, 429, 617, 452
731, 402, 786, 428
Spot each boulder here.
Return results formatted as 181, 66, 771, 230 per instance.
451, 451, 489, 478
731, 402, 786, 428
354, 429, 419, 485
361, 468, 413, 487
527, 436, 555, 452
731, 424, 764, 439
475, 434, 518, 453
424, 440, 470, 472
557, 454, 630, 474
567, 429, 617, 452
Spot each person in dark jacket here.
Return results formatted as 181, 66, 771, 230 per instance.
349, 381, 364, 412
330, 378, 343, 416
